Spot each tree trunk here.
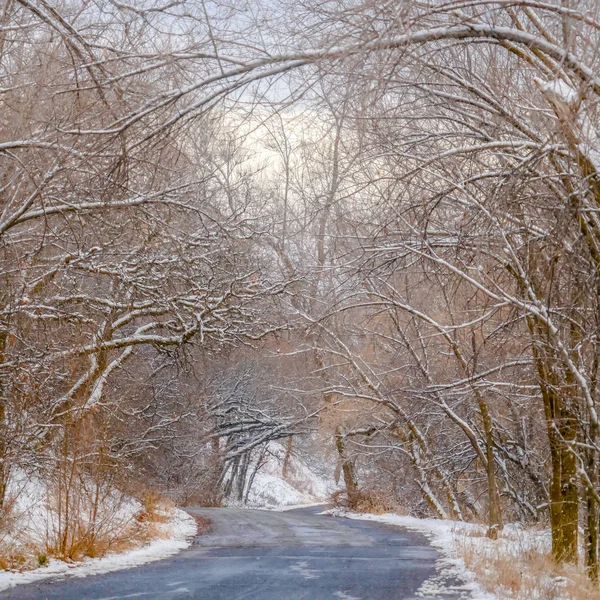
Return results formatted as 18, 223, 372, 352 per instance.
478, 398, 503, 538
335, 426, 358, 507
0, 331, 7, 509
548, 419, 565, 561
586, 441, 599, 580
282, 435, 293, 478
540, 375, 579, 564
236, 452, 251, 501
558, 404, 579, 564
525, 307, 579, 564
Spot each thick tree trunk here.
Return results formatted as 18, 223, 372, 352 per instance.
524, 306, 579, 564
0, 331, 6, 509
540, 376, 579, 563
0, 399, 5, 511
559, 405, 579, 564
282, 435, 293, 478
223, 456, 239, 499
548, 421, 565, 560
236, 452, 251, 501
478, 399, 503, 538
586, 442, 599, 580
335, 426, 358, 507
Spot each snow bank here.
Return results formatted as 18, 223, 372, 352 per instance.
322, 509, 496, 600
243, 470, 314, 507
2, 470, 142, 555
0, 507, 197, 592
228, 442, 334, 509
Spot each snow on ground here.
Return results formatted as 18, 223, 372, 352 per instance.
0, 471, 198, 592
243, 470, 313, 507
322, 509, 496, 600
2, 470, 142, 556
325, 510, 574, 599
229, 442, 335, 509
0, 506, 197, 592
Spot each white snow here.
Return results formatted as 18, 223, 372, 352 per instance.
245, 470, 315, 506
537, 78, 600, 173
578, 111, 600, 172
322, 509, 496, 600
0, 506, 197, 592
228, 442, 334, 509
290, 560, 320, 580
1, 470, 143, 554
538, 78, 579, 107
0, 471, 197, 591
324, 510, 578, 599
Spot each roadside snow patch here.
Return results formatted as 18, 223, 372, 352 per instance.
322, 509, 495, 600
0, 507, 197, 592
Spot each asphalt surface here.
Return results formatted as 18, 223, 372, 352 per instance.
1, 506, 472, 600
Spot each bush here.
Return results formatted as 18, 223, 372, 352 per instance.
330, 488, 400, 514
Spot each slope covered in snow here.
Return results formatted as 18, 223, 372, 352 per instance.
0, 472, 197, 592
0, 505, 196, 592
233, 442, 334, 508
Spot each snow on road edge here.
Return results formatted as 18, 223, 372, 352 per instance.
322, 509, 496, 600
269, 501, 326, 512
0, 507, 197, 592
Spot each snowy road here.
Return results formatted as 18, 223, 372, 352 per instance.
1, 506, 472, 599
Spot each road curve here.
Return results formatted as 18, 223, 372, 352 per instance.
1, 506, 472, 600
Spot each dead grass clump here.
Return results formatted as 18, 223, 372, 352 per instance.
456, 527, 600, 600
136, 490, 172, 524
0, 494, 39, 571
0, 488, 180, 571
0, 544, 30, 572
44, 515, 137, 562
330, 488, 401, 514
461, 525, 488, 538
0, 465, 180, 572
131, 491, 180, 544
43, 475, 141, 562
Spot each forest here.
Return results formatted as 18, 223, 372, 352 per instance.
1, 0, 600, 596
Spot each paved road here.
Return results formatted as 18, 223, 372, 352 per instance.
1, 506, 472, 600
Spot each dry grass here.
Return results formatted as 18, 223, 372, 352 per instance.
0, 543, 30, 572
0, 485, 179, 572
456, 525, 600, 600
329, 488, 403, 514
136, 491, 173, 524
130, 491, 179, 544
